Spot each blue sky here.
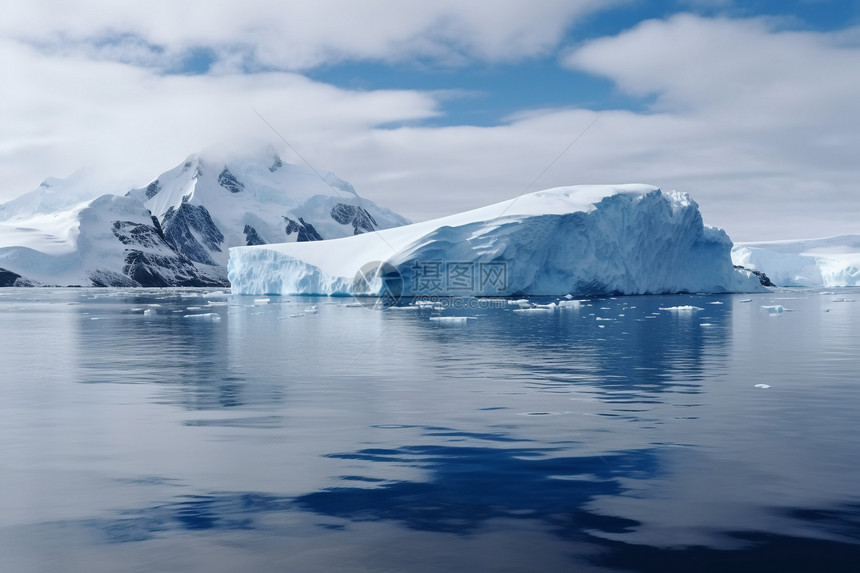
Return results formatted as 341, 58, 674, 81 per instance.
1, 0, 859, 240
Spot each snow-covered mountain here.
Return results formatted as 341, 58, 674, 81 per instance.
0, 148, 409, 286
229, 184, 765, 297
732, 236, 860, 287
125, 148, 408, 268
0, 194, 225, 287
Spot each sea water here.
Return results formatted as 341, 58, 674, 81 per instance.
0, 288, 858, 572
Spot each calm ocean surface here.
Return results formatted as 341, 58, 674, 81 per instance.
0, 288, 858, 572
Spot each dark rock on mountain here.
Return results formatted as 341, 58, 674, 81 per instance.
162, 203, 225, 265
330, 203, 378, 234
121, 251, 224, 287
269, 155, 283, 173
145, 180, 162, 200
284, 217, 323, 242
243, 225, 266, 246
218, 168, 244, 193
108, 219, 227, 287
1, 267, 25, 287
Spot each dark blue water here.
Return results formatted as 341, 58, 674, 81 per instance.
1, 288, 858, 572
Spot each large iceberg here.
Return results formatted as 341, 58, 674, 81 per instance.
228, 184, 763, 297
732, 236, 860, 287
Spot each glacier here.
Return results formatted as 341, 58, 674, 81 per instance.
228, 184, 764, 297
732, 236, 860, 287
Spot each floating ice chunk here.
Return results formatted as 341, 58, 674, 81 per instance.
708, 301, 723, 305
700, 323, 713, 326
206, 291, 229, 298
254, 298, 270, 305
303, 305, 319, 315
739, 298, 752, 303
659, 306, 704, 312
513, 307, 554, 313
533, 302, 557, 310
564, 294, 574, 300
143, 309, 156, 317
183, 313, 221, 321
429, 316, 476, 324
754, 384, 771, 389
558, 300, 581, 309
186, 306, 202, 310
206, 301, 229, 307
761, 305, 785, 313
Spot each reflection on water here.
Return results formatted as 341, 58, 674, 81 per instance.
0, 288, 858, 572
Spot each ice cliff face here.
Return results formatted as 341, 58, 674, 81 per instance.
228, 185, 764, 297
0, 147, 409, 287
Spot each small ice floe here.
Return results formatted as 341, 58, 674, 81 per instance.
429, 316, 476, 324
832, 298, 855, 303
596, 317, 614, 321
254, 298, 270, 305
708, 301, 724, 305
557, 300, 581, 310
507, 299, 533, 309
186, 306, 202, 311
143, 309, 157, 317
180, 292, 200, 298
659, 306, 704, 312
564, 294, 574, 300
205, 301, 229, 307
700, 323, 713, 326
513, 306, 554, 313
303, 305, 319, 315
205, 290, 229, 298
183, 313, 221, 321
754, 384, 771, 389
761, 305, 785, 314
533, 302, 557, 310
739, 299, 753, 303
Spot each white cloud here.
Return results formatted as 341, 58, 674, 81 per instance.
0, 37, 439, 196
3, 0, 614, 70
2, 9, 858, 243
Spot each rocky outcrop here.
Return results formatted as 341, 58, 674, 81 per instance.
161, 203, 225, 265
331, 203, 377, 235
284, 217, 323, 242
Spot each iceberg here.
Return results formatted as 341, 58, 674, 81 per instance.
228, 184, 763, 297
732, 236, 860, 287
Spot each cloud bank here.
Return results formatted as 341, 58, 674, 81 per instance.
2, 4, 858, 241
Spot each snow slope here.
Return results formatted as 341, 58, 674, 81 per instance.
732, 236, 860, 287
126, 147, 409, 267
229, 185, 763, 296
